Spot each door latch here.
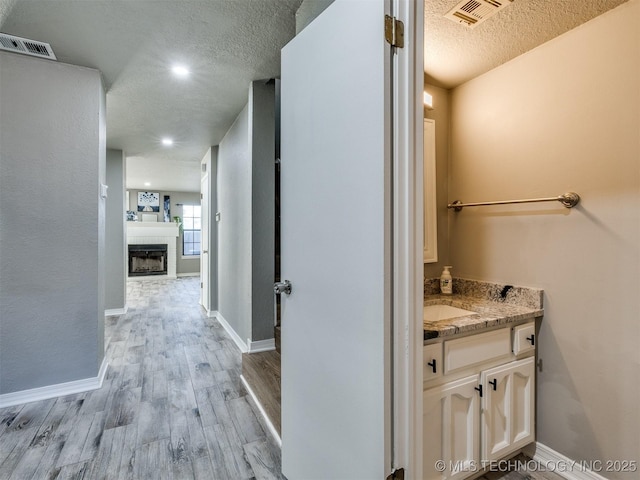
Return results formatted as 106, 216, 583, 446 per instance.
274, 280, 292, 295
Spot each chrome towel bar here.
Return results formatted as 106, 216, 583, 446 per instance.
448, 192, 580, 212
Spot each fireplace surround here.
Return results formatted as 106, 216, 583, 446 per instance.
128, 244, 168, 276
126, 222, 179, 278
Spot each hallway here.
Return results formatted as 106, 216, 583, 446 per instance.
0, 278, 283, 479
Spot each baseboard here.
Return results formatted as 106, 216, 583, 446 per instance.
0, 357, 108, 408
105, 305, 128, 316
201, 306, 217, 318
525, 442, 610, 480
240, 374, 281, 447
127, 274, 176, 281
177, 272, 200, 277
247, 338, 275, 353
214, 312, 248, 353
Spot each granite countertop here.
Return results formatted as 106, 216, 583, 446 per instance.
423, 278, 544, 341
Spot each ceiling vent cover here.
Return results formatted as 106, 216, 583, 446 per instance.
444, 0, 514, 28
0, 33, 57, 60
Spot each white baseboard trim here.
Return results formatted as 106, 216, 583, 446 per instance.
0, 357, 109, 408
105, 305, 128, 316
247, 338, 276, 353
177, 272, 200, 277
214, 312, 248, 353
240, 374, 281, 447
127, 274, 176, 281
525, 442, 610, 480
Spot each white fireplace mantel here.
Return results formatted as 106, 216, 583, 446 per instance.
127, 222, 179, 278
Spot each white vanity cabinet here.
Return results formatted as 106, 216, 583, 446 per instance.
480, 356, 535, 462
423, 376, 480, 480
423, 322, 537, 480
423, 343, 443, 382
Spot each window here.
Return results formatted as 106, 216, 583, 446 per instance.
182, 205, 201, 256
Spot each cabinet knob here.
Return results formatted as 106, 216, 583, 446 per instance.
427, 359, 437, 374
475, 385, 483, 397
489, 379, 497, 391
526, 334, 535, 346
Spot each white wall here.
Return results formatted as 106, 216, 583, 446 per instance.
0, 52, 106, 394
200, 146, 219, 311
448, 2, 639, 474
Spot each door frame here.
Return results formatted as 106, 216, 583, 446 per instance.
200, 172, 209, 311
391, 0, 424, 476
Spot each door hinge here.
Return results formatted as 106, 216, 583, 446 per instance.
386, 468, 405, 480
200, 282, 203, 288
201, 193, 203, 199
384, 15, 404, 48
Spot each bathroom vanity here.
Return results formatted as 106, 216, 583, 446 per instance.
422, 279, 543, 480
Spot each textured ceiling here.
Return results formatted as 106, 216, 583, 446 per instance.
425, 0, 630, 88
1, 0, 630, 192
0, 0, 301, 192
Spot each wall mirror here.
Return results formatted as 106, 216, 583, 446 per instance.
424, 118, 437, 263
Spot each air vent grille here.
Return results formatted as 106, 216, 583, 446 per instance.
444, 0, 514, 28
0, 33, 57, 60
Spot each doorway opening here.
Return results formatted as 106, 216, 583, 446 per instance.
240, 80, 283, 438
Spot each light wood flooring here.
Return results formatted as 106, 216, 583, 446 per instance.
0, 277, 284, 480
476, 453, 566, 480
1, 277, 566, 480
242, 350, 281, 435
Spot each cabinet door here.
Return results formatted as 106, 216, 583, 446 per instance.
481, 357, 535, 461
424, 375, 480, 480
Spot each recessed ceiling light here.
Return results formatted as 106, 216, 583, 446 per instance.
162, 138, 174, 146
144, 182, 151, 187
171, 65, 190, 78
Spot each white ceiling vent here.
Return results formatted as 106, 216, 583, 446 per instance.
444, 0, 514, 28
0, 33, 57, 60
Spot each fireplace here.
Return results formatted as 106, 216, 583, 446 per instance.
128, 244, 168, 276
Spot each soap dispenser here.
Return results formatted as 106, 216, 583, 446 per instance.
440, 266, 453, 295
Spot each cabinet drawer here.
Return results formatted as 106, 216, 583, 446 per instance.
444, 329, 511, 374
423, 343, 442, 382
513, 323, 535, 355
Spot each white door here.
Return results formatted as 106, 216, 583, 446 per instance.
423, 375, 480, 480
481, 357, 535, 461
280, 1, 394, 478
200, 174, 209, 310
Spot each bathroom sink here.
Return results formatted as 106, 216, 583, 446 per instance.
424, 304, 476, 322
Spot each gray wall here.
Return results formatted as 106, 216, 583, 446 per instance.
0, 52, 106, 394
446, 2, 639, 475
296, 0, 335, 34
250, 82, 276, 341
106, 149, 126, 310
218, 104, 252, 342
127, 189, 201, 275
217, 81, 276, 344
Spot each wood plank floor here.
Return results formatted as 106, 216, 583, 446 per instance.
242, 350, 281, 435
0, 277, 284, 480
0, 277, 565, 480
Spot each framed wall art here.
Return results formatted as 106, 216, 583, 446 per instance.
137, 191, 160, 212
163, 195, 171, 222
